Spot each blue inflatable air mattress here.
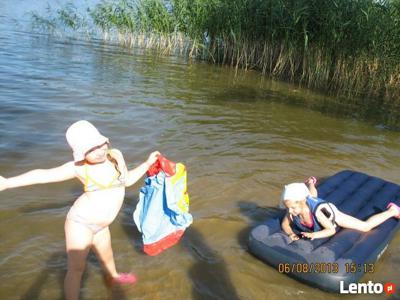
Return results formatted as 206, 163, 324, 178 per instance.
248, 170, 400, 292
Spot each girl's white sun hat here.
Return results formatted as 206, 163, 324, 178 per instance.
66, 120, 109, 162
281, 182, 311, 203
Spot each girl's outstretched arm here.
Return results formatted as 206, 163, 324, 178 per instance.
0, 161, 76, 191
125, 151, 160, 187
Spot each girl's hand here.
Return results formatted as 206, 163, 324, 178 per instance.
289, 233, 299, 241
0, 176, 9, 192
146, 151, 161, 167
301, 232, 315, 240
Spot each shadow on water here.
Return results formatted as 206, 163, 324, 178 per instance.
120, 197, 243, 299
210, 83, 399, 130
18, 185, 82, 214
120, 198, 145, 255
182, 227, 241, 300
120, 198, 242, 299
236, 201, 285, 251
210, 85, 261, 103
21, 251, 66, 300
263, 90, 400, 130
18, 199, 75, 214
21, 250, 130, 300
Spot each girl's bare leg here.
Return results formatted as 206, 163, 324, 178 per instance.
64, 220, 93, 300
335, 206, 398, 232
91, 226, 118, 279
305, 177, 318, 198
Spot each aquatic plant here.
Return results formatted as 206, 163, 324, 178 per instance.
57, 2, 87, 30
31, 3, 88, 35
31, 4, 59, 33
31, 0, 400, 129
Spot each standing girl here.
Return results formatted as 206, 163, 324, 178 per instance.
0, 120, 160, 300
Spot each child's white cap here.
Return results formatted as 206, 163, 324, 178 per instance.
281, 183, 310, 203
66, 120, 109, 162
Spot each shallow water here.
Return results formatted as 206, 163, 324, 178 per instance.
0, 2, 399, 300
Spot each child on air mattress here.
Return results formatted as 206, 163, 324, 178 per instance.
281, 177, 400, 241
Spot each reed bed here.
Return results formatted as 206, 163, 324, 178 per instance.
32, 0, 400, 128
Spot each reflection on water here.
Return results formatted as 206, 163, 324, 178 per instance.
0, 3, 400, 300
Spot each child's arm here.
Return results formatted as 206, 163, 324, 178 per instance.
0, 162, 76, 191
125, 151, 160, 187
301, 210, 336, 240
281, 214, 299, 241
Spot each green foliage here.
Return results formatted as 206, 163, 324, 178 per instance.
31, 0, 400, 128
136, 0, 173, 33
57, 3, 86, 30
89, 0, 137, 32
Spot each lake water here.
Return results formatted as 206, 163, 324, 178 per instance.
0, 1, 399, 299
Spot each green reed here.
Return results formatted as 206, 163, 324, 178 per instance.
31, 3, 87, 35
32, 0, 400, 128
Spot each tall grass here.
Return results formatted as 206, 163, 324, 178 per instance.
32, 0, 400, 128
31, 3, 88, 36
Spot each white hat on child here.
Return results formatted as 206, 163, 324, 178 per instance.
66, 120, 109, 162
281, 183, 310, 202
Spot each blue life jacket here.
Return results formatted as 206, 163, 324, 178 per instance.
291, 196, 328, 233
